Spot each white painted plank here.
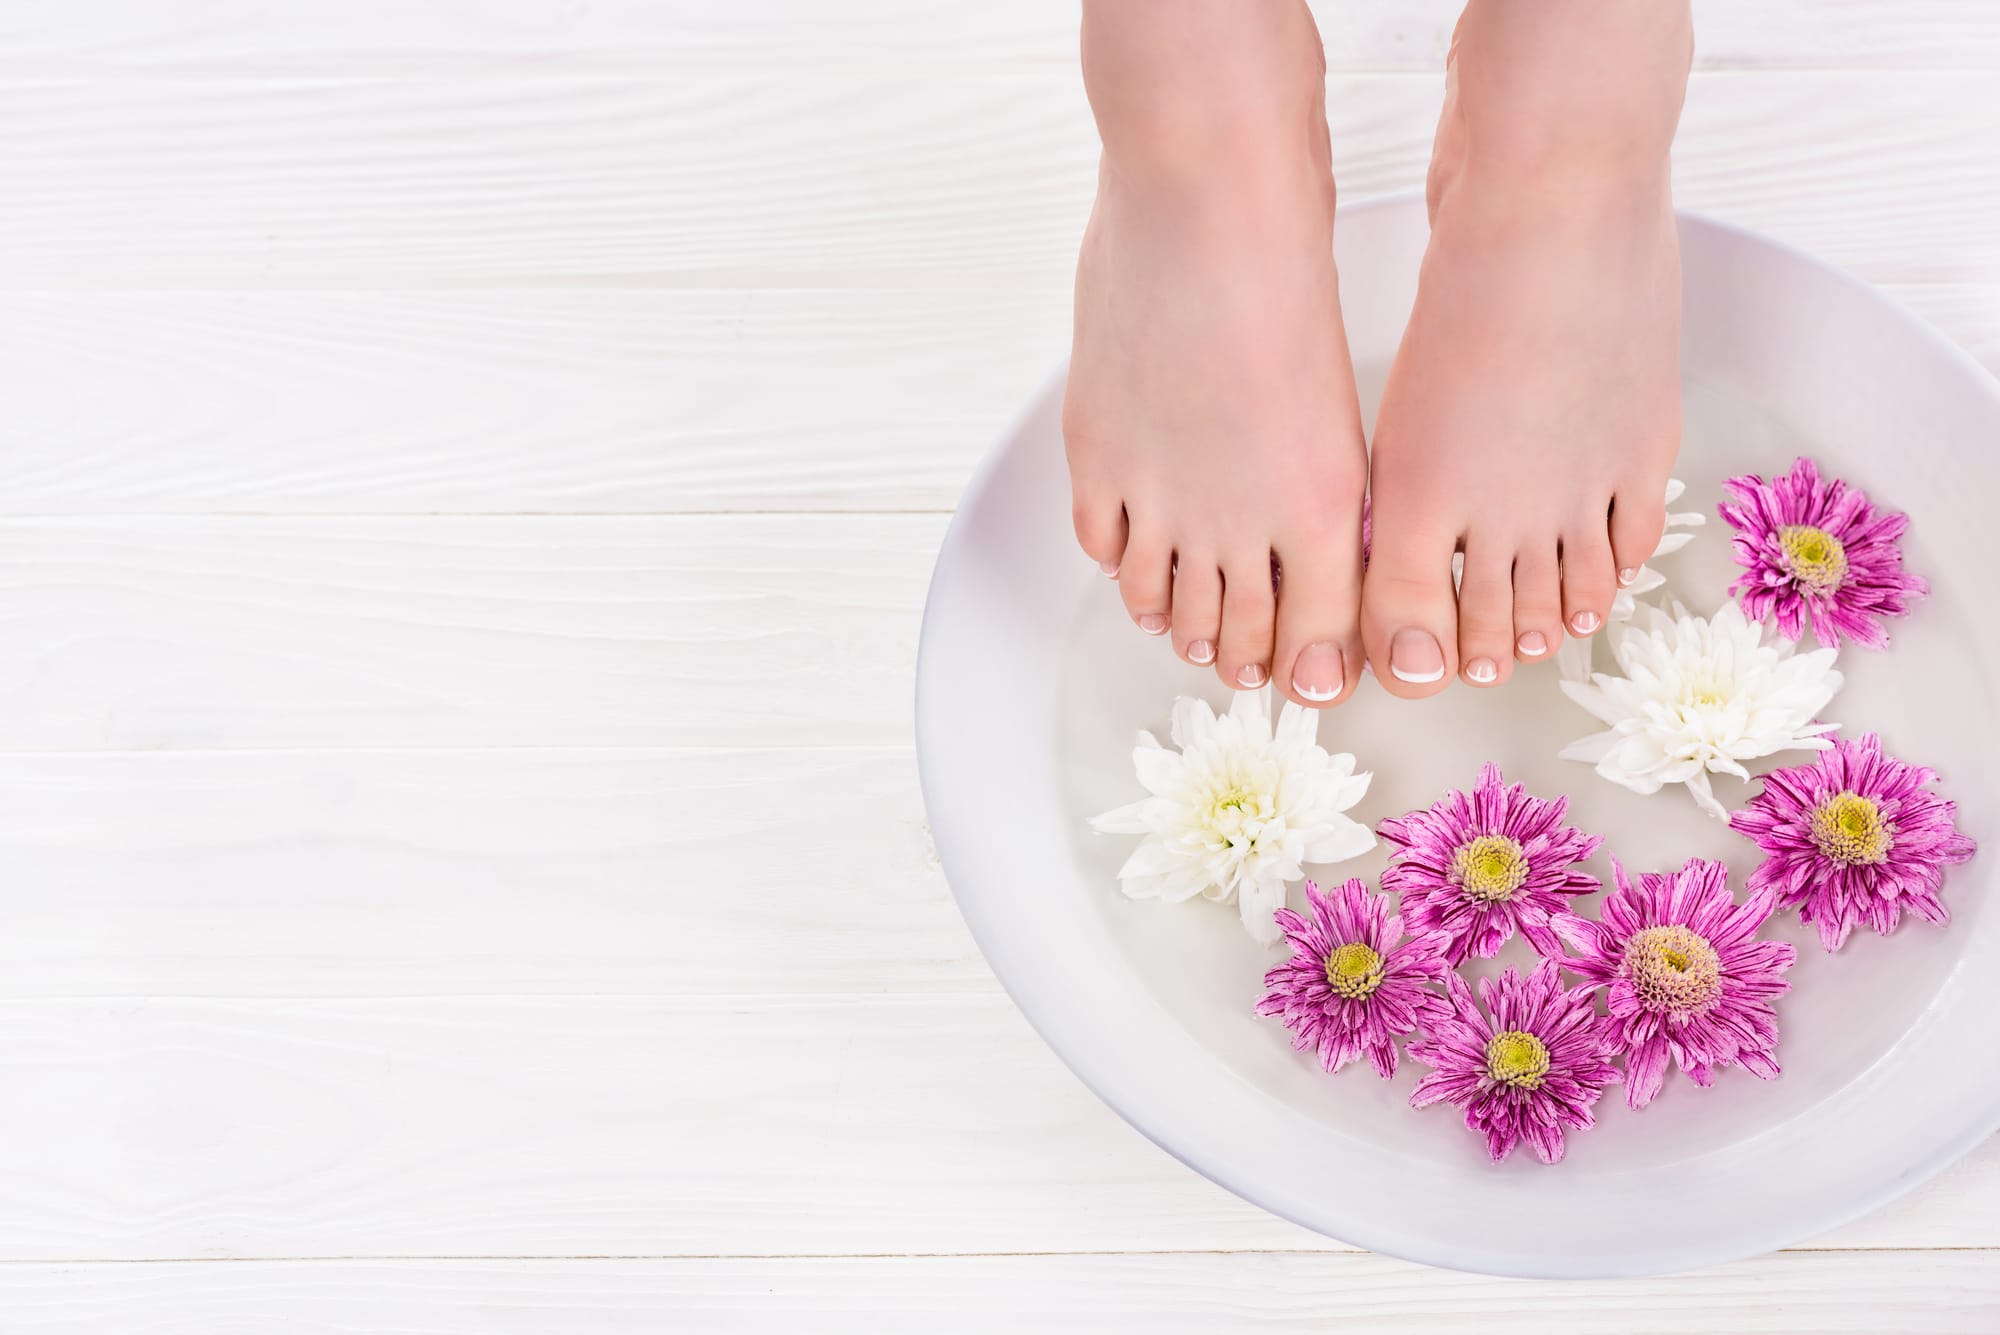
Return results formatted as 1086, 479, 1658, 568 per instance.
0, 516, 935, 750
0, 1254, 1993, 1334
0, 996, 1331, 1259
2, 1, 1994, 74
0, 996, 1988, 1259
0, 748, 964, 997
1, 73, 1995, 288
2, 283, 1993, 515
0, 289, 1066, 514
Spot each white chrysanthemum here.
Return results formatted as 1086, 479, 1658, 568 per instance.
1090, 688, 1375, 944
1558, 599, 1843, 820
1558, 478, 1706, 683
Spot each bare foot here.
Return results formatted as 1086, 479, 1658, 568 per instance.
1362, 0, 1692, 695
1064, 0, 1368, 706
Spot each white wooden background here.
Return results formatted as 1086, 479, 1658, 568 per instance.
1, 1, 1997, 1328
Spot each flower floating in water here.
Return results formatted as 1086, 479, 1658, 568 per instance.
1377, 764, 1602, 963
1256, 877, 1454, 1078
1090, 689, 1375, 944
1728, 733, 1977, 951
1555, 858, 1795, 1110
1559, 600, 1843, 820
1408, 961, 1620, 1165
1717, 456, 1927, 650
1558, 478, 1706, 683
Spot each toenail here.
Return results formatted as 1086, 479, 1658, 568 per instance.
1099, 560, 1120, 578
1617, 567, 1638, 587
1518, 630, 1549, 658
1388, 630, 1446, 685
1291, 643, 1344, 702
1237, 663, 1268, 688
1465, 657, 1499, 685
1187, 639, 1215, 665
1138, 613, 1169, 635
1570, 611, 1602, 635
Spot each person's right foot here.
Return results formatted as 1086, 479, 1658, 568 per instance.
1065, 0, 1369, 707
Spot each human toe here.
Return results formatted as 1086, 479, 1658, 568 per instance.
1361, 523, 1460, 698
1216, 549, 1278, 690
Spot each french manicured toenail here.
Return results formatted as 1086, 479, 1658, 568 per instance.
1518, 630, 1549, 658
1570, 611, 1602, 635
1292, 643, 1343, 702
1138, 613, 1169, 635
1187, 639, 1215, 665
1617, 567, 1638, 587
1237, 664, 1268, 688
1389, 629, 1446, 684
1465, 657, 1499, 685
1099, 560, 1120, 578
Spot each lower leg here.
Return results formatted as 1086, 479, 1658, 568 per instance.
1363, 0, 1692, 696
1066, 0, 1369, 705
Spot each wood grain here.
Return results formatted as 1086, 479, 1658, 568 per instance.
0, 1253, 1993, 1332
3, 283, 1993, 516
2, 73, 1995, 288
3, 1, 1995, 74
0, 1253, 1986, 1333
0, 289, 1067, 514
2, 0, 1997, 1316
0, 747, 964, 997
0, 516, 938, 750
0, 995, 1989, 1261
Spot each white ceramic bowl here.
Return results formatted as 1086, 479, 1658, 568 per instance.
915, 193, 2000, 1277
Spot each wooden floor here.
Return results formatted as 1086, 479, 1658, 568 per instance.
2, 2, 1997, 1328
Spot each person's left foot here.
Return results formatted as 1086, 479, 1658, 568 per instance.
1361, 0, 1692, 695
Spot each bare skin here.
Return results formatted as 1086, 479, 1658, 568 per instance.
1065, 0, 1691, 701
1065, 0, 1368, 706
1363, 0, 1693, 694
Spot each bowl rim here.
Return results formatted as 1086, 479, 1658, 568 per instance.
915, 190, 2000, 1277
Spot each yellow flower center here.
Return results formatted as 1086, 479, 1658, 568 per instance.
1810, 790, 1891, 866
1624, 924, 1723, 1015
1778, 524, 1849, 592
1485, 1030, 1550, 1089
1451, 834, 1530, 903
1324, 941, 1385, 1000
1202, 784, 1272, 845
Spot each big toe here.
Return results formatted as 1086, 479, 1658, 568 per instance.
1362, 516, 1460, 698
1272, 524, 1363, 709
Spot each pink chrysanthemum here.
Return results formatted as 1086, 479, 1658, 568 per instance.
1728, 733, 1977, 951
1717, 456, 1927, 649
1554, 858, 1796, 1110
1407, 961, 1619, 1165
1376, 763, 1602, 963
1256, 878, 1453, 1079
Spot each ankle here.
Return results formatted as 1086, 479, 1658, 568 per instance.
1082, 0, 1330, 191
1445, 0, 1690, 184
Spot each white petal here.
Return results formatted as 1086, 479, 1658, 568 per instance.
1130, 745, 1184, 797
1089, 797, 1168, 834
1167, 697, 1216, 751
1558, 728, 1620, 764
1119, 864, 1212, 903
1686, 772, 1730, 821
1302, 815, 1377, 865
1650, 530, 1697, 557
1236, 874, 1289, 945
1272, 697, 1320, 752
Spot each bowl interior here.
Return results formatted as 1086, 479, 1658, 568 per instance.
918, 195, 2000, 1276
